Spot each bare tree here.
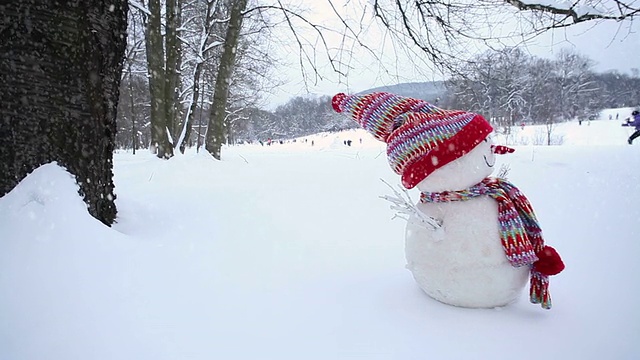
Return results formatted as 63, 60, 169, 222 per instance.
447, 47, 602, 144
494, 49, 529, 133
223, 16, 282, 144
164, 0, 181, 140
553, 48, 597, 121
504, 0, 639, 25
205, 0, 248, 159
174, 0, 227, 153
364, 0, 640, 73
118, 10, 147, 154
525, 57, 561, 144
136, 0, 275, 154
138, 0, 178, 159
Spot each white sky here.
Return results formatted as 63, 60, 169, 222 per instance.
262, 0, 640, 108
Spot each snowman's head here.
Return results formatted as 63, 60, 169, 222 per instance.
331, 92, 497, 189
416, 135, 496, 192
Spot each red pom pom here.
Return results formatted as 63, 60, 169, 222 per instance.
332, 93, 347, 113
533, 245, 565, 276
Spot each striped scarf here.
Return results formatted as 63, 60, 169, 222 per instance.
419, 177, 554, 309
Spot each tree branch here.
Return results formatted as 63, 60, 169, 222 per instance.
504, 0, 640, 23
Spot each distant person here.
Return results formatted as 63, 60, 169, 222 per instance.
609, 114, 612, 120
623, 110, 640, 145
616, 113, 619, 120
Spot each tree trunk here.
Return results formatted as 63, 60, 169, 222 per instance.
174, 0, 185, 143
176, 0, 215, 154
178, 62, 205, 154
0, 0, 127, 226
205, 0, 248, 160
165, 0, 180, 142
196, 82, 207, 152
128, 63, 137, 155
144, 0, 173, 158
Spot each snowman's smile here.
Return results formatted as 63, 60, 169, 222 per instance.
483, 155, 495, 168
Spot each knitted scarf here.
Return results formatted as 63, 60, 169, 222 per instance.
419, 177, 555, 309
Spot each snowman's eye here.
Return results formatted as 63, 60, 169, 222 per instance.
483, 138, 488, 143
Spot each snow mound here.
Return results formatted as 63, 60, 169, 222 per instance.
0, 162, 93, 233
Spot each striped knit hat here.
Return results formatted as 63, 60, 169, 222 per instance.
332, 92, 493, 189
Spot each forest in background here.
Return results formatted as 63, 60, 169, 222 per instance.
113, 0, 640, 152
116, 45, 640, 148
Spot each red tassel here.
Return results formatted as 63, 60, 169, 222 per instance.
332, 93, 347, 113
533, 245, 565, 276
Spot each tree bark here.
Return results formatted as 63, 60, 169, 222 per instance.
0, 0, 127, 226
164, 0, 180, 141
144, 0, 173, 158
205, 0, 248, 160
128, 62, 138, 155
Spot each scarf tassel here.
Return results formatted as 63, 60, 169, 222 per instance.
530, 245, 564, 309
530, 271, 551, 309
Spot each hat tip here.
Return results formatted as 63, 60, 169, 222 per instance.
332, 93, 347, 113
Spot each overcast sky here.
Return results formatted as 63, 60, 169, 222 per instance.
261, 1, 640, 108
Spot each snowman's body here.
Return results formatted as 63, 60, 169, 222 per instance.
404, 139, 529, 308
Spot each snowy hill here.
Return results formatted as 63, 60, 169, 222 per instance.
1, 113, 639, 360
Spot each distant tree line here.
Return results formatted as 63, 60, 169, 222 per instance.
442, 48, 639, 144
229, 96, 356, 143
117, 40, 639, 149
241, 49, 638, 144
181, 50, 640, 145
117, 89, 356, 147
444, 48, 640, 129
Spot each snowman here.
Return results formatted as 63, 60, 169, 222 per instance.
332, 92, 564, 309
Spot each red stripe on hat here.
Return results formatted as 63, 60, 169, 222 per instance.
401, 114, 493, 189
331, 93, 347, 112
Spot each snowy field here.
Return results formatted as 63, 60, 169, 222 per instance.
1, 110, 639, 360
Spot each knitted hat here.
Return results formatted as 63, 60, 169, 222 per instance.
332, 92, 493, 189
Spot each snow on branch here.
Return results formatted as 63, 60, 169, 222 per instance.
129, 0, 151, 16
203, 40, 225, 54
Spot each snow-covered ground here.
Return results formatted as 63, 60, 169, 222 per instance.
1, 111, 639, 360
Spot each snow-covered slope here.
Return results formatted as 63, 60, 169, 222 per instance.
1, 115, 639, 360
